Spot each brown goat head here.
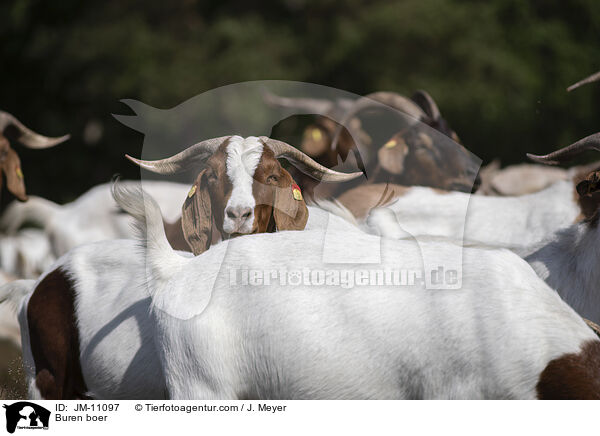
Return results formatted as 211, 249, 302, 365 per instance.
0, 111, 69, 202
128, 135, 360, 254
331, 90, 480, 193
374, 122, 480, 193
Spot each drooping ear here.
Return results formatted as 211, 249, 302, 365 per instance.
181, 169, 212, 255
2, 146, 27, 201
377, 136, 410, 175
273, 169, 308, 231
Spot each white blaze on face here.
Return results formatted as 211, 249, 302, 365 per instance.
223, 136, 264, 234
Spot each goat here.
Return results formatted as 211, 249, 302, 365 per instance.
360, 133, 600, 327
123, 186, 600, 398
4, 196, 363, 399
0, 180, 190, 256
126, 135, 362, 254
0, 273, 23, 347
516, 133, 600, 325
329, 90, 480, 194
0, 111, 69, 202
0, 229, 54, 280
476, 160, 600, 196
338, 176, 580, 251
5, 186, 600, 399
265, 91, 480, 197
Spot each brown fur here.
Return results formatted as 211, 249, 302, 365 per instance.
27, 268, 90, 399
164, 217, 192, 251
537, 340, 600, 399
180, 140, 308, 255
0, 136, 27, 202
336, 183, 409, 220
574, 170, 600, 226
292, 118, 363, 199
292, 92, 478, 197
252, 148, 308, 232
373, 125, 477, 193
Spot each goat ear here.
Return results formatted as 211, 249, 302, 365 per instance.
273, 169, 308, 231
378, 137, 410, 175
181, 169, 212, 255
2, 147, 27, 201
411, 90, 441, 122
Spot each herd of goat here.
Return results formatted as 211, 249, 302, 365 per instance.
1, 71, 600, 400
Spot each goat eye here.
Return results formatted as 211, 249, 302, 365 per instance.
266, 175, 278, 184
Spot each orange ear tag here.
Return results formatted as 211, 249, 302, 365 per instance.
384, 139, 397, 149
292, 183, 303, 201
188, 185, 197, 198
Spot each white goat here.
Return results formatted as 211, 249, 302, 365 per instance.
341, 179, 579, 251
0, 273, 23, 347
0, 229, 54, 279
477, 161, 598, 196
4, 202, 360, 400
0, 180, 190, 256
365, 133, 600, 327
7, 187, 599, 399
116, 186, 600, 399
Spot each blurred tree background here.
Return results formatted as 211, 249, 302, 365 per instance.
1, 0, 599, 203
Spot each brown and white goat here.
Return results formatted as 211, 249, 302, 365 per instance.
330, 90, 480, 194
265, 90, 480, 197
127, 135, 362, 254
0, 111, 69, 202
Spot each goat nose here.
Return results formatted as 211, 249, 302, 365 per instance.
226, 206, 253, 220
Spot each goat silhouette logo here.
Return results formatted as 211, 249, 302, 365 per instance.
2, 402, 50, 433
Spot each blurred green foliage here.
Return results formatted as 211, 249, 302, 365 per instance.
1, 0, 599, 202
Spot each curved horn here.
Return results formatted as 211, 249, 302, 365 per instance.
126, 136, 232, 174
526, 132, 600, 165
260, 137, 363, 182
330, 92, 429, 152
411, 90, 442, 121
567, 71, 600, 92
261, 89, 334, 114
0, 111, 69, 149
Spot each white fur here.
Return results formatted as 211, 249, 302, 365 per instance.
365, 180, 579, 251
0, 229, 54, 279
522, 219, 600, 325
363, 180, 600, 326
223, 136, 264, 234
11, 190, 360, 399
13, 187, 598, 400
67, 188, 594, 400
0, 180, 189, 257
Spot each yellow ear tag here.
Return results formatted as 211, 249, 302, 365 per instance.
16, 168, 23, 179
188, 185, 197, 198
311, 129, 323, 141
292, 183, 303, 201
384, 139, 397, 149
